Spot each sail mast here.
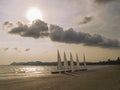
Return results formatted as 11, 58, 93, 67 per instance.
64, 51, 68, 72
57, 50, 62, 72
70, 52, 74, 72
76, 53, 80, 70
83, 53, 87, 69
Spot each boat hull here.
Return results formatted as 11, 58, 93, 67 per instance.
51, 69, 87, 74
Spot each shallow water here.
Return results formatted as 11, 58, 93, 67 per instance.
0, 65, 109, 80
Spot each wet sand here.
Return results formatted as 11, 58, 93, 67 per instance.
0, 65, 120, 90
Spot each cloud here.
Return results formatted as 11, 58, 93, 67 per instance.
3, 21, 13, 28
80, 16, 93, 24
4, 19, 120, 49
0, 48, 9, 51
13, 48, 20, 52
50, 24, 120, 48
9, 19, 49, 38
25, 48, 30, 51
50, 24, 64, 40
4, 48, 9, 51
94, 0, 116, 4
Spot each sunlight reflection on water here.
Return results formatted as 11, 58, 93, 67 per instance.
0, 65, 110, 80
18, 67, 45, 73
0, 65, 54, 79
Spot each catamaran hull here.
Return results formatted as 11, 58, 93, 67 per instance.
51, 69, 87, 74
74, 69, 87, 72
51, 70, 72, 74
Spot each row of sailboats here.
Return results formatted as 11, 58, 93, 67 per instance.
51, 50, 87, 74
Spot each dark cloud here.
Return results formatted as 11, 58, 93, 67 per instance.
9, 19, 48, 39
5, 20, 120, 49
9, 24, 27, 34
50, 24, 64, 41
80, 16, 93, 24
94, 0, 116, 4
14, 48, 18, 50
50, 24, 120, 48
25, 48, 30, 51
13, 48, 20, 52
3, 21, 13, 28
4, 48, 9, 51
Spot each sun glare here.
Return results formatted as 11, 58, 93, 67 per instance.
26, 7, 43, 22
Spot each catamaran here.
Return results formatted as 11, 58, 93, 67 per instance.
76, 53, 80, 70
57, 50, 62, 73
75, 53, 87, 72
70, 52, 74, 72
51, 50, 64, 74
63, 51, 69, 72
51, 50, 87, 74
83, 53, 87, 70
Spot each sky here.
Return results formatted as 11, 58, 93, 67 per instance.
0, 0, 120, 65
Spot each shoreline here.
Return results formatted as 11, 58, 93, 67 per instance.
0, 65, 120, 90
0, 65, 110, 80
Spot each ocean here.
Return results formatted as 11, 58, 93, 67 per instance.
0, 65, 109, 80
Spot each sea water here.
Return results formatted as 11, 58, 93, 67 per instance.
0, 65, 55, 80
0, 65, 109, 80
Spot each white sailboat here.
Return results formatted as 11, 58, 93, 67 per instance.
57, 50, 62, 73
51, 50, 64, 74
83, 53, 87, 69
63, 51, 69, 72
76, 53, 80, 70
51, 51, 87, 74
70, 52, 74, 72
75, 53, 87, 72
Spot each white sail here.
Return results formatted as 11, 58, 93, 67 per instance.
64, 51, 68, 72
70, 53, 74, 72
83, 53, 87, 69
76, 53, 80, 70
57, 50, 62, 72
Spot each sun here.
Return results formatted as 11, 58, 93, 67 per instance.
26, 7, 43, 22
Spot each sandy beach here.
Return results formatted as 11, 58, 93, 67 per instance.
0, 65, 120, 90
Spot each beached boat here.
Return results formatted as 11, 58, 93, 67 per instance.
51, 50, 64, 74
67, 52, 74, 72
51, 51, 87, 74
63, 51, 69, 72
51, 51, 71, 74
76, 53, 80, 70
75, 53, 87, 72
